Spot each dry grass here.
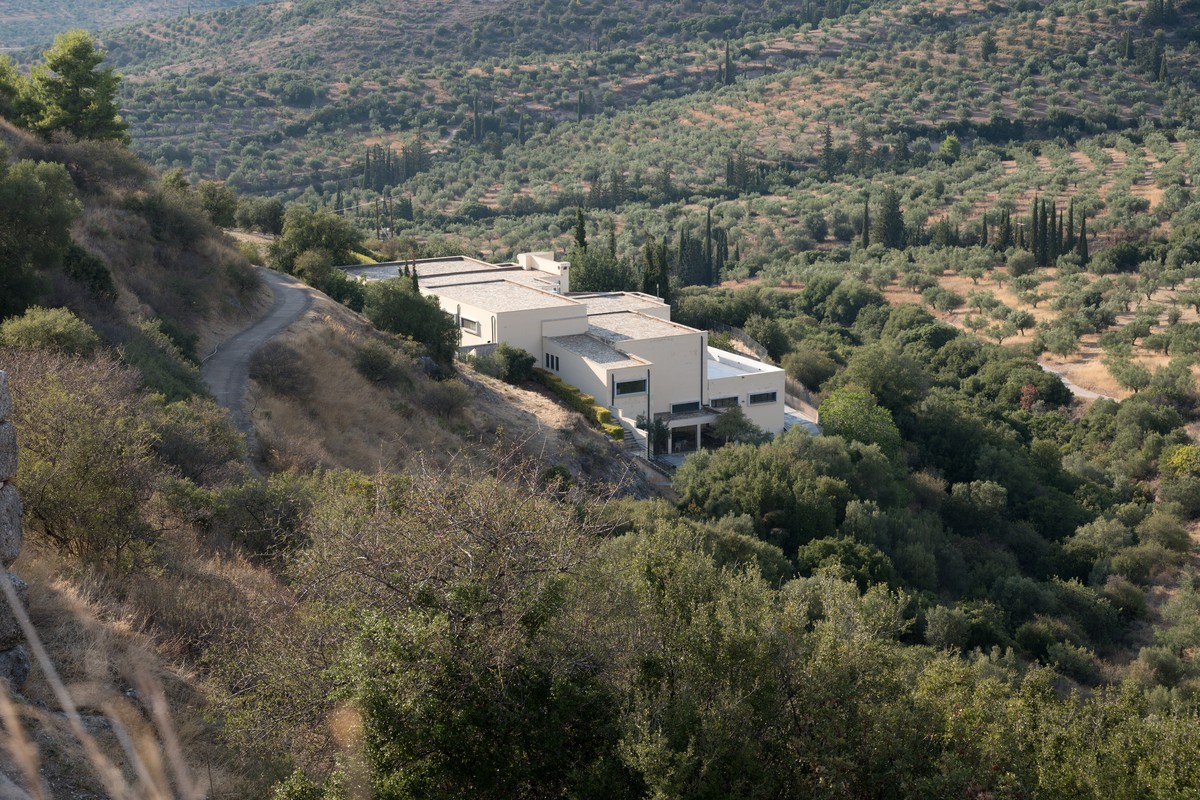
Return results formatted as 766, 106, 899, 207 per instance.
0, 535, 286, 796
248, 294, 651, 492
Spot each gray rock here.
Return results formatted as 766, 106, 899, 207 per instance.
0, 371, 9, 422
0, 645, 29, 690
0, 572, 28, 651
0, 485, 20, 568
0, 422, 16, 482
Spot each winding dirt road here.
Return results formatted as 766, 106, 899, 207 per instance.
202, 268, 312, 447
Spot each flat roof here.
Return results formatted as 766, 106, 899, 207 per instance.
707, 347, 783, 379
568, 292, 667, 315
550, 334, 646, 368
343, 256, 500, 282
426, 280, 582, 313
588, 311, 699, 343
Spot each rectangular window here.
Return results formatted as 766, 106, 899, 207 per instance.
671, 401, 701, 414
615, 379, 647, 396
748, 391, 778, 406
710, 396, 739, 409
460, 317, 480, 335
544, 354, 559, 371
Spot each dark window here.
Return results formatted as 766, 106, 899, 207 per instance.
711, 396, 739, 409
671, 401, 701, 413
461, 317, 480, 335
749, 391, 777, 405
615, 378, 647, 396
544, 353, 559, 371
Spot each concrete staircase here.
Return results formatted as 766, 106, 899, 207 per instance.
616, 416, 648, 460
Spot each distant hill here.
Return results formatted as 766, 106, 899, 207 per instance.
0, 0, 264, 49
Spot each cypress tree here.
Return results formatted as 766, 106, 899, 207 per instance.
862, 192, 870, 248
820, 124, 836, 179
1078, 215, 1089, 265
1066, 201, 1076, 251
704, 206, 713, 284
411, 263, 420, 293
575, 208, 588, 251
1048, 202, 1058, 262
981, 213, 989, 247
724, 41, 734, 85
998, 210, 1013, 250
608, 218, 617, 258
1056, 206, 1065, 259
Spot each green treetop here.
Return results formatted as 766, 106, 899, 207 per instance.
21, 30, 129, 143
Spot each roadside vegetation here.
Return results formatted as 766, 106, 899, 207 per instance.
4, 1, 1200, 797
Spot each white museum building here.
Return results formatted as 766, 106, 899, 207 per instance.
344, 251, 785, 455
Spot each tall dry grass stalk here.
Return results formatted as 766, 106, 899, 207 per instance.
0, 576, 201, 799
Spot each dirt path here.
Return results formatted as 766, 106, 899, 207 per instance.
1038, 360, 1116, 401
201, 268, 313, 447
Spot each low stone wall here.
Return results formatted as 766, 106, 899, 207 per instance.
0, 371, 29, 688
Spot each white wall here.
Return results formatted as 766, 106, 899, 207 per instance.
618, 333, 708, 415
545, 342, 608, 402
434, 297, 496, 347
497, 306, 587, 357
706, 349, 786, 434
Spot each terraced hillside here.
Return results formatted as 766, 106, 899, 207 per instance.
0, 0, 262, 49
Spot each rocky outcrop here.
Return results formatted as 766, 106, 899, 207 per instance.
0, 371, 29, 689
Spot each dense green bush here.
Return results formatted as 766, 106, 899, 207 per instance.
0, 305, 99, 355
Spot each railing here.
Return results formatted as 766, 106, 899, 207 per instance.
785, 376, 821, 412
704, 319, 774, 364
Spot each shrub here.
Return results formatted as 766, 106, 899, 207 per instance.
235, 240, 263, 265
471, 343, 537, 384
226, 259, 262, 297
534, 369, 624, 439
118, 317, 205, 401
6, 349, 160, 566
353, 340, 403, 385
62, 242, 116, 301
423, 378, 471, 417
1047, 641, 1099, 683
925, 605, 970, 650
151, 396, 245, 483
250, 341, 314, 399
0, 305, 99, 355
1110, 542, 1175, 584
